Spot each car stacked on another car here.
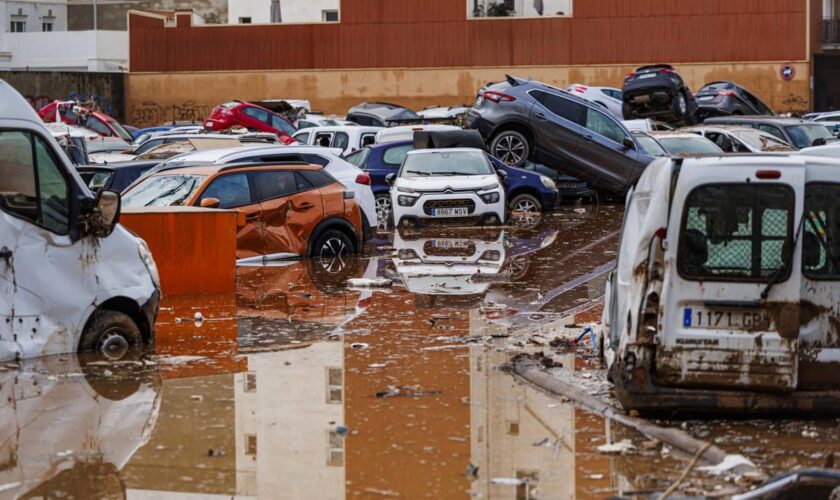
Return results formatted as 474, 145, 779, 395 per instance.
704, 116, 838, 149
122, 162, 363, 263
38, 100, 135, 143
566, 84, 623, 119
693, 81, 775, 121
387, 148, 506, 227
621, 64, 698, 125
468, 75, 654, 196
204, 101, 298, 144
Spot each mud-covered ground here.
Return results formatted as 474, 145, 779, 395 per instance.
2, 206, 839, 499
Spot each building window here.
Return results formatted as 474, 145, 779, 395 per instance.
322, 10, 339, 22
468, 0, 572, 18
10, 21, 26, 32
326, 367, 342, 404
245, 372, 257, 393
42, 22, 53, 32
327, 430, 344, 467
245, 434, 257, 456
515, 471, 539, 500
238, 17, 252, 24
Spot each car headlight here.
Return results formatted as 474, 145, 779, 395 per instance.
478, 183, 499, 191
397, 195, 418, 207
397, 186, 416, 193
540, 176, 557, 189
137, 238, 160, 288
480, 192, 500, 204
479, 250, 501, 261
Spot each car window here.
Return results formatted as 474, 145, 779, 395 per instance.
334, 132, 350, 150
243, 106, 270, 123
254, 171, 297, 201
401, 151, 493, 177
784, 124, 836, 149
85, 116, 111, 136
757, 124, 787, 142
0, 131, 70, 234
657, 136, 723, 155
360, 133, 376, 148
705, 132, 736, 152
270, 114, 297, 135
199, 173, 252, 209
314, 132, 333, 148
294, 131, 311, 144
295, 172, 314, 191
134, 138, 164, 155
803, 183, 840, 279
680, 184, 793, 281
585, 108, 628, 145
300, 169, 335, 188
530, 90, 586, 125
123, 174, 206, 208
345, 148, 370, 168
635, 135, 667, 157
383, 144, 413, 166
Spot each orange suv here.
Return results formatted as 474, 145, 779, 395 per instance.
122, 163, 363, 262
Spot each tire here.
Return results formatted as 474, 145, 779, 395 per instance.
375, 193, 393, 228
490, 130, 530, 167
509, 193, 542, 214
78, 310, 142, 361
307, 251, 362, 294
311, 228, 355, 260
671, 92, 687, 118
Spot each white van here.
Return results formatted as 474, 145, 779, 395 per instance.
603, 155, 840, 413
0, 80, 160, 361
292, 125, 381, 156
375, 124, 461, 144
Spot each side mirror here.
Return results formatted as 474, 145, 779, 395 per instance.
622, 137, 637, 150
200, 197, 221, 209
385, 173, 396, 185
82, 190, 121, 238
496, 169, 508, 179
812, 137, 828, 147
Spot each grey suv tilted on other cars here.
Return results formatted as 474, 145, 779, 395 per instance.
467, 75, 654, 196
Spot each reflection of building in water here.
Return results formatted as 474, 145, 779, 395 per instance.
234, 340, 346, 499
469, 315, 610, 499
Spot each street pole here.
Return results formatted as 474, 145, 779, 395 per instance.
93, 0, 97, 30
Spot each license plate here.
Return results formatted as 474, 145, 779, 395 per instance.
683, 308, 771, 330
432, 239, 470, 249
638, 73, 657, 79
559, 182, 584, 189
697, 95, 716, 101
431, 207, 468, 217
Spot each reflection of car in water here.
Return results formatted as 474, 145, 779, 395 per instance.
0, 353, 161, 498
390, 228, 507, 298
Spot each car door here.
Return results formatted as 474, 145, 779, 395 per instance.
578, 106, 641, 192
527, 90, 587, 173
0, 129, 95, 359
254, 170, 325, 257
240, 106, 273, 133
660, 167, 804, 391
368, 144, 413, 193
799, 177, 840, 389
196, 172, 263, 260
758, 124, 788, 143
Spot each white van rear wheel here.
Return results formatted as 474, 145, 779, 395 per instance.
80, 310, 142, 360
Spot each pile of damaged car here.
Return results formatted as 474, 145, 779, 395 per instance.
7, 48, 840, 499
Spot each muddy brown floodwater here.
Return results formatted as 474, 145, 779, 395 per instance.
3, 206, 840, 499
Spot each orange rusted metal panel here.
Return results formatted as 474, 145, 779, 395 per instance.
129, 0, 807, 73
120, 207, 237, 296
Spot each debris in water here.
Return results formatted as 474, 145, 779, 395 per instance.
597, 439, 637, 455
350, 343, 370, 349
348, 278, 392, 288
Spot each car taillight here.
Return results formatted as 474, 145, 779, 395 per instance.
573, 85, 588, 93
624, 72, 636, 80
355, 173, 371, 185
718, 90, 737, 97
658, 68, 677, 74
756, 170, 781, 180
482, 91, 516, 103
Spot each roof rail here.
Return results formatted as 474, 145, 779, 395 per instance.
217, 161, 310, 173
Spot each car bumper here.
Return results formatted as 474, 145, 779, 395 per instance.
557, 181, 590, 200
538, 189, 560, 210
140, 288, 161, 344
466, 111, 496, 138
393, 192, 506, 227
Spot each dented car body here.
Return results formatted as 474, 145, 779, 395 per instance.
0, 80, 160, 362
603, 155, 840, 413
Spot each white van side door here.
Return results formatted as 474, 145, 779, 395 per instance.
658, 165, 805, 391
0, 129, 96, 360
800, 167, 840, 388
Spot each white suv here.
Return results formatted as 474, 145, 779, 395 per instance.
388, 148, 506, 227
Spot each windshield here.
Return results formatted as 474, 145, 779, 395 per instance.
345, 148, 370, 168
400, 151, 493, 177
107, 118, 134, 142
785, 125, 837, 149
122, 174, 206, 207
730, 129, 795, 151
635, 135, 667, 156
86, 137, 131, 154
657, 136, 723, 155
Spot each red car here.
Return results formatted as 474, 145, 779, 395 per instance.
38, 100, 133, 143
205, 101, 297, 144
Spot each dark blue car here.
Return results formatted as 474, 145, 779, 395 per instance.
344, 140, 565, 221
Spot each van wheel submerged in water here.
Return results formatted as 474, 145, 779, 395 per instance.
79, 311, 142, 360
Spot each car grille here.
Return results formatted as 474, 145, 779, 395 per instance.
423, 199, 476, 215
423, 241, 477, 257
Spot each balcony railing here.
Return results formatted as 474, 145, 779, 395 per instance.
825, 19, 840, 45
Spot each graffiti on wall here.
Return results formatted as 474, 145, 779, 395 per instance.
782, 93, 808, 115
129, 101, 211, 127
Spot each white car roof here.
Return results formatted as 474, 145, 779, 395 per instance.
167, 144, 345, 163
298, 125, 382, 134
682, 154, 840, 169
405, 147, 484, 156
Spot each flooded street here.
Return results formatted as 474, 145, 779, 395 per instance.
3, 206, 840, 499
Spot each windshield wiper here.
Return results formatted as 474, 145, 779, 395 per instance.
405, 170, 430, 176
434, 172, 469, 176
143, 179, 191, 207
